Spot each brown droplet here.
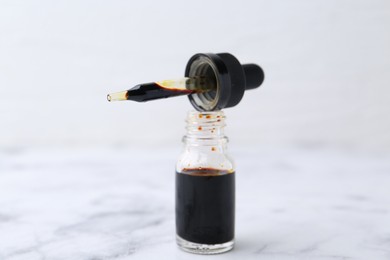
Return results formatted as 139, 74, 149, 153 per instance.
206, 115, 211, 119
199, 114, 203, 118
217, 119, 221, 122
211, 147, 216, 151
198, 126, 202, 131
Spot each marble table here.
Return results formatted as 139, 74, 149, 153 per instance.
0, 146, 389, 260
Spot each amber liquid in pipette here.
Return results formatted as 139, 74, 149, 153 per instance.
107, 76, 216, 102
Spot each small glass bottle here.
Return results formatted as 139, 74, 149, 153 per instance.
175, 110, 235, 254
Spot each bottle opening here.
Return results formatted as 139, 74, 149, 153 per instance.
186, 110, 225, 126
184, 110, 227, 144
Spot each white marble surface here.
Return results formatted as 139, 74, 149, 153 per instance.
0, 146, 390, 260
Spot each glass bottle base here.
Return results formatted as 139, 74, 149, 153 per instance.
176, 235, 234, 255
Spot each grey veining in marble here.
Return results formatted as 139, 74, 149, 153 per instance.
0, 147, 389, 260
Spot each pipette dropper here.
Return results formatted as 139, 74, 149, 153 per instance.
107, 76, 216, 102
107, 52, 264, 111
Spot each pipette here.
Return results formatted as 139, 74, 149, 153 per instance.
107, 76, 216, 102
107, 52, 264, 111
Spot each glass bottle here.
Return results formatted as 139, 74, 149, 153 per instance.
175, 110, 235, 254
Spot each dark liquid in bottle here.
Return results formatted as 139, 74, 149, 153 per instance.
176, 169, 235, 245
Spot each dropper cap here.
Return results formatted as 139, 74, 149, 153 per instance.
185, 53, 264, 111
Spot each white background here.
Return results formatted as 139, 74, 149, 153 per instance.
1, 0, 389, 150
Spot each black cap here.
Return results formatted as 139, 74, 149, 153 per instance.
185, 53, 264, 111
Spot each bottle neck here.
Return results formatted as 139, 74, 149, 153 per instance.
183, 110, 228, 147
